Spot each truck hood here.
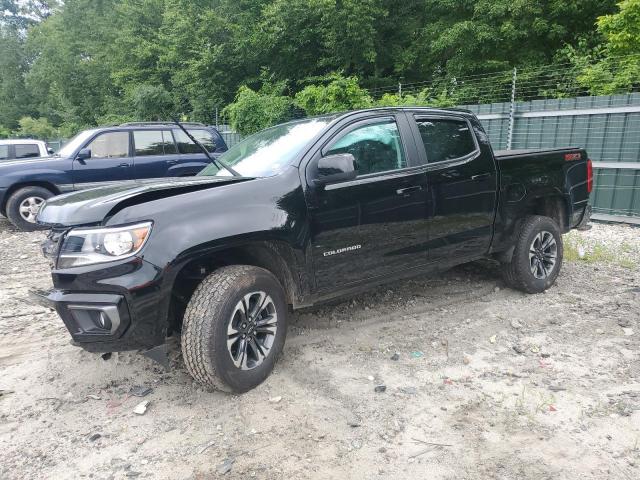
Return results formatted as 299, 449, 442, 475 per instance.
37, 176, 252, 227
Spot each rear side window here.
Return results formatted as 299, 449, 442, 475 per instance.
15, 144, 41, 159
0, 145, 9, 160
133, 130, 176, 156
415, 118, 477, 163
87, 132, 129, 158
173, 129, 216, 154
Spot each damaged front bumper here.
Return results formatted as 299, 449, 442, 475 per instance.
29, 289, 131, 345
29, 256, 169, 354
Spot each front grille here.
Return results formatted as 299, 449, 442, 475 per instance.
41, 229, 66, 268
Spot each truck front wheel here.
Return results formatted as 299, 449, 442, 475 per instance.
502, 215, 564, 294
181, 265, 288, 393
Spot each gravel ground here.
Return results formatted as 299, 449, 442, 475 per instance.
0, 217, 638, 480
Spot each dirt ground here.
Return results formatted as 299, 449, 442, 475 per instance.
0, 216, 638, 480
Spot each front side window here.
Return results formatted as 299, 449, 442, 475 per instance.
15, 144, 41, 159
134, 130, 176, 156
325, 120, 406, 176
415, 118, 477, 163
173, 129, 215, 154
87, 132, 129, 159
0, 145, 9, 160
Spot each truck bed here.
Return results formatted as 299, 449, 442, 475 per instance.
494, 147, 582, 159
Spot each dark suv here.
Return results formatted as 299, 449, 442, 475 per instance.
0, 122, 227, 230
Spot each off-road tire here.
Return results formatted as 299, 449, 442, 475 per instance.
502, 215, 563, 294
181, 265, 288, 393
6, 186, 54, 231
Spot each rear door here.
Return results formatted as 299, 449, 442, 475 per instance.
409, 114, 497, 263
132, 129, 177, 179
306, 114, 429, 291
72, 131, 134, 188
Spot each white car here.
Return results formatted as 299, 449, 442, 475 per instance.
0, 139, 53, 161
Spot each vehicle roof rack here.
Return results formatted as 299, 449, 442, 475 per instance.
119, 121, 208, 127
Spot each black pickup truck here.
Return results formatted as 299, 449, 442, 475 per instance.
31, 108, 592, 392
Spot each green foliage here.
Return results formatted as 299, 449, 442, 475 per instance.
129, 85, 176, 121
0, 27, 31, 129
294, 74, 373, 115
0, 0, 635, 135
15, 116, 57, 139
574, 0, 640, 94
223, 85, 295, 136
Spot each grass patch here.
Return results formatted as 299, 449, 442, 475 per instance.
563, 234, 637, 268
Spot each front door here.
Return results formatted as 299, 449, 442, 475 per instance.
306, 115, 429, 291
73, 131, 134, 189
410, 115, 497, 263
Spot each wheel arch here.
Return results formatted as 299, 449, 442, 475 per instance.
1, 181, 61, 216
163, 240, 306, 337
493, 194, 570, 263
528, 195, 570, 233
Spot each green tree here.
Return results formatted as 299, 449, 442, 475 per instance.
223, 85, 295, 135
0, 27, 32, 130
294, 74, 373, 115
575, 0, 640, 94
25, 0, 120, 129
129, 84, 176, 121
15, 116, 57, 139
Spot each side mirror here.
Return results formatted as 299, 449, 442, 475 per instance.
315, 153, 357, 185
47, 147, 54, 155
76, 148, 91, 162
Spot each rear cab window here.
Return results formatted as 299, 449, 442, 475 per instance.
133, 130, 177, 156
15, 144, 41, 159
414, 117, 477, 163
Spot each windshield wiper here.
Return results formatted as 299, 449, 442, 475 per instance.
173, 119, 240, 177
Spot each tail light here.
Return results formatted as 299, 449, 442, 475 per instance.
586, 159, 593, 193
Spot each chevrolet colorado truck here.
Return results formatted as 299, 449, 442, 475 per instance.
30, 108, 592, 393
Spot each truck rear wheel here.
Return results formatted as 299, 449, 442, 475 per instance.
502, 215, 564, 294
181, 265, 287, 393
6, 186, 54, 231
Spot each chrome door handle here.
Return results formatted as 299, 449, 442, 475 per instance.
396, 185, 422, 195
118, 163, 130, 168
471, 173, 490, 181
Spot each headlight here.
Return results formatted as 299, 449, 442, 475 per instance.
57, 222, 152, 268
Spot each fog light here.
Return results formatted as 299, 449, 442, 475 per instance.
98, 312, 112, 331
67, 304, 121, 334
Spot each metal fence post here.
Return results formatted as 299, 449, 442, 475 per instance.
398, 82, 402, 99
506, 67, 517, 150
